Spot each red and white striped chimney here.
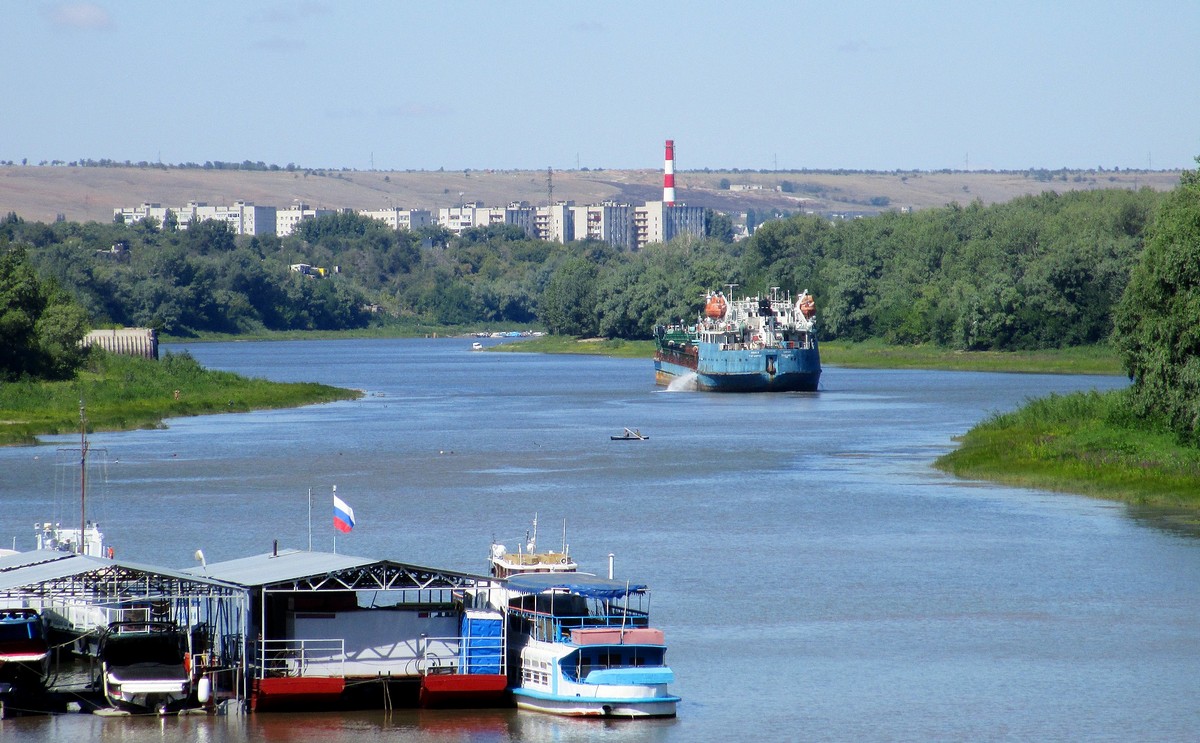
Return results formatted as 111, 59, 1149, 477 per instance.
663, 139, 676, 206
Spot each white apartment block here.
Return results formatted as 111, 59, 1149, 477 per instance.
358, 207, 433, 231
571, 202, 636, 249
635, 201, 705, 248
114, 201, 276, 235
276, 203, 336, 237
437, 202, 537, 237
114, 197, 707, 246
534, 202, 575, 243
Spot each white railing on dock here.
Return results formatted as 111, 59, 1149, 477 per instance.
257, 638, 345, 679
419, 634, 505, 676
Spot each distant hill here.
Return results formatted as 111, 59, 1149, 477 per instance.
0, 165, 1181, 225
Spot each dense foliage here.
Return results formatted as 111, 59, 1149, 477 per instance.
739, 189, 1160, 350
0, 228, 90, 381
1113, 159, 1200, 443
0, 187, 1165, 351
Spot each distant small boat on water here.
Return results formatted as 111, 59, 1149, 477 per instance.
610, 428, 648, 441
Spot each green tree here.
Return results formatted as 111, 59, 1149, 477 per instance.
1113, 158, 1200, 442
705, 209, 734, 243
539, 257, 599, 336
0, 246, 90, 380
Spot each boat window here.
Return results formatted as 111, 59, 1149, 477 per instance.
0, 622, 36, 641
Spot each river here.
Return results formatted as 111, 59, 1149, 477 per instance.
1, 338, 1196, 742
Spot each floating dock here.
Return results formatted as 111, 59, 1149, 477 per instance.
0, 546, 509, 716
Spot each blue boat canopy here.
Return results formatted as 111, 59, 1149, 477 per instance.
505, 572, 647, 599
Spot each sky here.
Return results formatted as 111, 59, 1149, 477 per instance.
4, 1, 1199, 172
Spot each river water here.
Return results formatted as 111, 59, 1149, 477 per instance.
1, 338, 1197, 742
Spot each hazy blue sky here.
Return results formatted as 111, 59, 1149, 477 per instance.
5, 1, 1198, 172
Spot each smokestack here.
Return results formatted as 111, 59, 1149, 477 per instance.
663, 139, 676, 206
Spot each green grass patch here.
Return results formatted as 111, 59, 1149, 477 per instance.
490, 336, 656, 358
935, 389, 1200, 509
162, 320, 543, 343
821, 340, 1122, 375
0, 351, 360, 446
490, 335, 1122, 374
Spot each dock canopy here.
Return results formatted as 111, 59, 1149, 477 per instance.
505, 572, 646, 599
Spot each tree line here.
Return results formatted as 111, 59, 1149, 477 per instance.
0, 188, 1167, 349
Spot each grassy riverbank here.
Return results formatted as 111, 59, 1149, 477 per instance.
935, 390, 1200, 514
820, 340, 1122, 375
0, 351, 360, 446
492, 335, 1123, 374
489, 335, 654, 358
161, 321, 543, 344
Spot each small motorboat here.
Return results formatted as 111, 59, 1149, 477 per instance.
610, 428, 649, 441
471, 342, 484, 351
98, 621, 191, 713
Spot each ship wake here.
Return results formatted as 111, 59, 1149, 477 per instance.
665, 372, 700, 392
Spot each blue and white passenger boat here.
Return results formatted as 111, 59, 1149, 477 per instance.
501, 572, 678, 718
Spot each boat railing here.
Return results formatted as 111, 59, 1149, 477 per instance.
418, 633, 506, 676
257, 638, 344, 679
510, 608, 651, 643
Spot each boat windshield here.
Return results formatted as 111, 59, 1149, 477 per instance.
0, 621, 40, 642
103, 634, 185, 667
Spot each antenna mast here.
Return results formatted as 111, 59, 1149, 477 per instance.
546, 166, 553, 206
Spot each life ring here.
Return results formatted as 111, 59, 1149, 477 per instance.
183, 652, 191, 675
560, 557, 569, 564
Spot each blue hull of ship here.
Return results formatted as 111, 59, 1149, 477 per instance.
655, 343, 821, 392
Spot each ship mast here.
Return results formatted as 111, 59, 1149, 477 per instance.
78, 400, 88, 554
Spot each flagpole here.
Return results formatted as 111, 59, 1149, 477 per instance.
332, 485, 337, 554
307, 488, 312, 551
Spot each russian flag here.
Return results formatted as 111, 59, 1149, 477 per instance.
333, 494, 355, 533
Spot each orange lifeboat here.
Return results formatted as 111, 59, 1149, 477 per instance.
705, 294, 727, 319
799, 294, 816, 319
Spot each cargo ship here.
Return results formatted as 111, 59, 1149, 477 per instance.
653, 287, 821, 392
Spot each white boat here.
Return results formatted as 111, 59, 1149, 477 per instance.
98, 621, 191, 713
35, 520, 107, 557
501, 572, 678, 718
488, 515, 577, 580
472, 342, 484, 351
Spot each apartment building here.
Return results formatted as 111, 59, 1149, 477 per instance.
634, 201, 705, 248
358, 207, 433, 231
437, 202, 537, 237
276, 203, 336, 237
113, 201, 276, 235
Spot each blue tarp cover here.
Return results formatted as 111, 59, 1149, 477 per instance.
505, 572, 647, 599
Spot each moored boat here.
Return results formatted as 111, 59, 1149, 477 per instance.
97, 621, 191, 713
0, 608, 51, 696
501, 572, 678, 718
489, 515, 577, 580
654, 286, 820, 392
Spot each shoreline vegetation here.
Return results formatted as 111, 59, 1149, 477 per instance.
934, 390, 1200, 530
489, 335, 1126, 375
0, 351, 359, 446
